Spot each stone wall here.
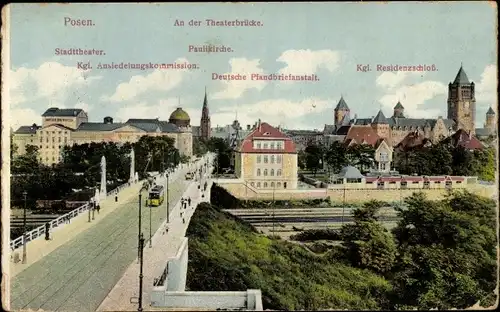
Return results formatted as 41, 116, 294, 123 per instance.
219, 182, 496, 203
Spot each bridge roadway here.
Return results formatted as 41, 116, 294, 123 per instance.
10, 158, 209, 312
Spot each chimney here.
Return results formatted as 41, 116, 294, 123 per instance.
258, 119, 262, 132
247, 124, 250, 130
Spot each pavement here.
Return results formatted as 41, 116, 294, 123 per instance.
97, 169, 213, 311
9, 157, 210, 312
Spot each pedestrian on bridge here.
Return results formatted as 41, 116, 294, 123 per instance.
182, 218, 185, 224
96, 205, 100, 214
188, 197, 191, 206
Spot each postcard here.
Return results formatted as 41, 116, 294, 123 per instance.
2, 2, 498, 312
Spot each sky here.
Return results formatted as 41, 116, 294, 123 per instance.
6, 2, 498, 131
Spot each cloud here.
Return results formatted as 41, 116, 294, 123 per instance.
10, 108, 42, 130
378, 81, 447, 118
211, 58, 267, 100
277, 49, 341, 76
113, 97, 329, 130
115, 98, 180, 122
375, 71, 419, 90
214, 98, 331, 128
9, 62, 101, 106
102, 58, 193, 103
475, 64, 497, 105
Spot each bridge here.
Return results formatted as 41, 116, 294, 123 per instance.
8, 154, 214, 312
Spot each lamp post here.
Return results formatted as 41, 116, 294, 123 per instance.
272, 186, 276, 235
166, 172, 170, 223
342, 180, 346, 225
138, 192, 142, 260
22, 191, 28, 264
149, 200, 152, 248
88, 199, 92, 223
138, 233, 145, 312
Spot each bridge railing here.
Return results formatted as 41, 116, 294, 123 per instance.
9, 178, 148, 251
9, 159, 198, 251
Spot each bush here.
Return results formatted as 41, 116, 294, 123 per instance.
290, 229, 342, 242
186, 202, 392, 311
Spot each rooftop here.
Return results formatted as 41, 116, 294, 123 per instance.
42, 107, 84, 117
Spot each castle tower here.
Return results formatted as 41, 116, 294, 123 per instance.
371, 109, 391, 140
485, 107, 496, 133
200, 87, 211, 140
447, 65, 476, 134
393, 101, 405, 118
334, 96, 350, 126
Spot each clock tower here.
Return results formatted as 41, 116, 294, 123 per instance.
447, 65, 476, 134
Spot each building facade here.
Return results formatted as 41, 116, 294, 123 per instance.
283, 129, 323, 151
234, 120, 298, 190
13, 107, 193, 166
323, 66, 486, 148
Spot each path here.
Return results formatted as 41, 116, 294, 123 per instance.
9, 158, 208, 312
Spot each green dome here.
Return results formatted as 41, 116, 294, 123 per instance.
169, 107, 190, 121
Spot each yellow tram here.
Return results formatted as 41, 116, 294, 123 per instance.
146, 185, 165, 207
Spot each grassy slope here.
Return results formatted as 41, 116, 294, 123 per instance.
186, 203, 392, 311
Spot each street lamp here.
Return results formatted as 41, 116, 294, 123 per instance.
149, 199, 152, 248
166, 172, 170, 223
138, 191, 143, 260
138, 233, 145, 312
22, 191, 28, 264
342, 180, 346, 225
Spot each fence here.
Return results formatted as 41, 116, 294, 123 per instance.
9, 178, 150, 251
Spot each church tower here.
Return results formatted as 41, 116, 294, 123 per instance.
447, 65, 476, 134
334, 96, 350, 126
485, 107, 496, 134
200, 87, 211, 140
371, 109, 391, 140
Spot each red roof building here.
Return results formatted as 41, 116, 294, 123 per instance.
234, 120, 298, 190
447, 129, 484, 150
344, 125, 380, 146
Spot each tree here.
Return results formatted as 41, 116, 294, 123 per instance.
324, 141, 347, 175
472, 147, 495, 181
390, 191, 497, 309
297, 150, 307, 170
338, 200, 397, 275
304, 144, 322, 175
12, 144, 40, 174
346, 144, 375, 172
193, 136, 208, 157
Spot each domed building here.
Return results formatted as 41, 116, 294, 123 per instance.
169, 107, 191, 128
12, 106, 194, 165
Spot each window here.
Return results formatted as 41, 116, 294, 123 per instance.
270, 143, 275, 149
264, 182, 268, 188
346, 178, 362, 183
423, 181, 430, 189
257, 142, 261, 149
30, 139, 33, 143
271, 182, 275, 188
264, 169, 268, 176
58, 131, 62, 134
58, 137, 61, 143
271, 155, 275, 163
277, 155, 282, 164
39, 138, 42, 143
257, 182, 261, 188
52, 137, 55, 143
445, 181, 452, 189
263, 143, 268, 149
379, 152, 388, 162
52, 157, 55, 161
264, 155, 268, 163
277, 182, 281, 188
46, 138, 49, 143
64, 137, 67, 143
277, 169, 282, 176
46, 157, 49, 161
284, 182, 287, 189
257, 155, 261, 163
277, 142, 282, 149
380, 163, 387, 171
270, 169, 275, 176
257, 169, 261, 176
401, 181, 408, 189
377, 181, 385, 189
